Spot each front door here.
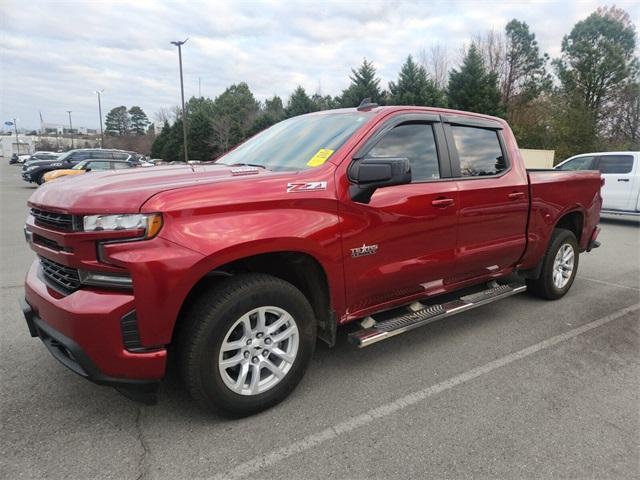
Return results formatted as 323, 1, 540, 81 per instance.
340, 116, 459, 316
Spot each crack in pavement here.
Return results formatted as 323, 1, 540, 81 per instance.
134, 407, 150, 480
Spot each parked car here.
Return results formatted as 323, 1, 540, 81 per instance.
28, 151, 60, 162
43, 159, 137, 182
21, 106, 602, 417
9, 153, 19, 164
555, 151, 639, 215
22, 149, 145, 184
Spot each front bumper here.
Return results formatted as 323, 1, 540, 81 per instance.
22, 171, 35, 182
23, 260, 166, 403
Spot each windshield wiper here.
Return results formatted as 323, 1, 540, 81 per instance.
227, 162, 268, 169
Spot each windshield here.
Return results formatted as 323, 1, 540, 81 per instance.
72, 160, 88, 170
216, 111, 373, 171
56, 150, 75, 162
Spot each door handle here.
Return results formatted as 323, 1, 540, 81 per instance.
431, 198, 455, 208
617, 178, 629, 182
508, 192, 525, 200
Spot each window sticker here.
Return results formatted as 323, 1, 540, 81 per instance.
306, 149, 334, 167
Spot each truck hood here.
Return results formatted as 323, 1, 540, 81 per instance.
28, 163, 284, 214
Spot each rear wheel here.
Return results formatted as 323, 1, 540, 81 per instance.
179, 273, 316, 417
526, 228, 579, 300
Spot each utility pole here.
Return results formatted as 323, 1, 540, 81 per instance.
95, 89, 104, 148
12, 118, 19, 155
170, 38, 189, 163
67, 110, 74, 149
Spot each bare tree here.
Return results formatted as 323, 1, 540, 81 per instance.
418, 43, 450, 90
472, 29, 507, 81
154, 106, 181, 124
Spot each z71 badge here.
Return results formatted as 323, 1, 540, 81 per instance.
350, 243, 379, 258
286, 181, 327, 193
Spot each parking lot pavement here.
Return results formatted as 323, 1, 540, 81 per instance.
1, 163, 638, 479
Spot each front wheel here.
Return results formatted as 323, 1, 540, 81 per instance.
527, 228, 579, 300
179, 273, 316, 417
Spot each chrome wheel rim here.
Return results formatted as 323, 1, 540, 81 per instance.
552, 243, 575, 289
218, 306, 299, 396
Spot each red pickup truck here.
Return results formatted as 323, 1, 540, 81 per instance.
21, 105, 602, 417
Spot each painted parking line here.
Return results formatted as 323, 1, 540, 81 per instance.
214, 302, 640, 480
578, 276, 640, 291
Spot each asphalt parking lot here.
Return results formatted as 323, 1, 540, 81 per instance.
1, 162, 638, 480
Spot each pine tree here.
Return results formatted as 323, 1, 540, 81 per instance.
128, 106, 150, 135
104, 106, 130, 136
188, 109, 213, 161
448, 45, 504, 116
388, 55, 446, 106
285, 86, 317, 117
150, 121, 170, 158
339, 59, 384, 107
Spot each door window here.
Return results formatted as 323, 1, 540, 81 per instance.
450, 126, 507, 177
86, 161, 112, 171
596, 155, 633, 174
368, 123, 440, 181
112, 162, 133, 169
557, 156, 594, 170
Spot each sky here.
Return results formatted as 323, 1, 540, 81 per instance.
1, 0, 638, 130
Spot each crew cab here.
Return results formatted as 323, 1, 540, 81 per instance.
21, 106, 602, 416
556, 151, 639, 215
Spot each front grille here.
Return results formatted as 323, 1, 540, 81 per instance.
39, 256, 81, 293
33, 234, 72, 252
31, 208, 76, 231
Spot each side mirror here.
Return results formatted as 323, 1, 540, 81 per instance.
348, 157, 411, 203
84, 168, 92, 172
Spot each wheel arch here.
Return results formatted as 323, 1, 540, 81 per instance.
174, 250, 337, 347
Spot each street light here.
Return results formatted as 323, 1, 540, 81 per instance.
95, 89, 104, 148
170, 38, 189, 163
67, 110, 74, 148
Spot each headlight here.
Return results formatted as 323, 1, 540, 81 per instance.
26, 166, 38, 172
83, 213, 163, 238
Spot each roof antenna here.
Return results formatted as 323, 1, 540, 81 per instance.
357, 97, 378, 111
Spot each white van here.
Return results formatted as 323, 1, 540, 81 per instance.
555, 152, 640, 215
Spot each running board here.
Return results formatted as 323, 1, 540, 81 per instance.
348, 282, 527, 348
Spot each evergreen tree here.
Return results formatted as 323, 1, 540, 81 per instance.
104, 106, 130, 136
128, 106, 150, 135
388, 55, 446, 106
150, 120, 170, 158
311, 93, 339, 110
340, 59, 384, 107
250, 96, 286, 135
285, 86, 317, 117
448, 45, 504, 116
188, 109, 213, 160
211, 82, 260, 154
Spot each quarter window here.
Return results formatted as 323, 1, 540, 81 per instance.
596, 155, 633, 174
368, 123, 440, 181
451, 126, 507, 177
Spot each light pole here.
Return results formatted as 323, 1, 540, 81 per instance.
67, 110, 74, 149
12, 118, 19, 155
95, 89, 104, 148
170, 38, 189, 163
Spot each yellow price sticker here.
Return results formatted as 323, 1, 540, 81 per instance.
306, 149, 334, 167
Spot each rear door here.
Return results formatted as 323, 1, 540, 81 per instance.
443, 117, 529, 280
594, 154, 637, 211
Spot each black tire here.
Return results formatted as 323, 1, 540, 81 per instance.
35, 173, 45, 185
526, 228, 579, 300
178, 273, 316, 417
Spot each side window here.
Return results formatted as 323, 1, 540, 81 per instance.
596, 155, 634, 174
112, 162, 132, 169
368, 123, 440, 181
557, 156, 594, 170
113, 153, 129, 160
451, 126, 507, 177
87, 161, 111, 171
72, 152, 90, 161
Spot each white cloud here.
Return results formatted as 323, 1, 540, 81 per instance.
1, 0, 637, 129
